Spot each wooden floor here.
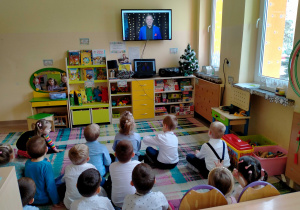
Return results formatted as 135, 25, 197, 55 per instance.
0, 120, 28, 133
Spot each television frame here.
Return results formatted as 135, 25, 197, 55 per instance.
121, 9, 172, 41
133, 59, 156, 78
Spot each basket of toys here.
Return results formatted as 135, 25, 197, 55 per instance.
112, 111, 120, 118
253, 145, 288, 176
238, 135, 277, 147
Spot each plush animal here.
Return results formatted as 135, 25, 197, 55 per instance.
85, 87, 94, 103
93, 86, 102, 102
99, 86, 109, 103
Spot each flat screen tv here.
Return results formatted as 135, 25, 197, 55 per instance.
121, 9, 172, 41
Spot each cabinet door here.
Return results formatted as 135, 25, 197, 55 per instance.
133, 108, 155, 120
72, 110, 91, 125
92, 109, 109, 123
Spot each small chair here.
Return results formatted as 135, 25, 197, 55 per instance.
237, 181, 280, 203
179, 184, 227, 210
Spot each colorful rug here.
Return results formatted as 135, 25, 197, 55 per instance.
0, 118, 210, 209
0, 118, 293, 209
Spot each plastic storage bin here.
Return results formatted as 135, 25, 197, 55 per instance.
238, 135, 277, 147
49, 92, 67, 100
253, 145, 288, 176
222, 134, 254, 167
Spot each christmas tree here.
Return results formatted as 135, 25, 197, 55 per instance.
179, 44, 199, 76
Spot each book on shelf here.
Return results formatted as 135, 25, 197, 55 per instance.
82, 68, 94, 81
68, 50, 80, 66
92, 49, 106, 65
81, 50, 92, 65
69, 68, 80, 81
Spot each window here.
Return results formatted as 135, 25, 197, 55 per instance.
255, 0, 298, 90
210, 0, 223, 70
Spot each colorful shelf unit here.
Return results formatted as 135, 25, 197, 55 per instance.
66, 58, 110, 127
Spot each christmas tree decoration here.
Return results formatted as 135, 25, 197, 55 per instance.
179, 44, 199, 76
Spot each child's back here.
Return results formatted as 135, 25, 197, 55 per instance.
63, 144, 96, 209
110, 140, 140, 208
24, 136, 59, 205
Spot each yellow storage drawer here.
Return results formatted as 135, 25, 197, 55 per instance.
132, 99, 154, 110
72, 110, 91, 125
132, 80, 154, 90
92, 109, 110, 123
132, 89, 154, 101
31, 100, 67, 107
133, 108, 155, 120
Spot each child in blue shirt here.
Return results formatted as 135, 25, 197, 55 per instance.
85, 123, 111, 186
18, 177, 39, 210
24, 136, 62, 207
112, 111, 142, 161
0, 144, 24, 179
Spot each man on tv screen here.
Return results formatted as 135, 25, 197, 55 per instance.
139, 14, 162, 40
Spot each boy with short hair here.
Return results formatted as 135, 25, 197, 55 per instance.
24, 136, 61, 207
186, 121, 230, 178
70, 168, 114, 210
109, 140, 140, 208
84, 124, 111, 185
18, 177, 39, 210
143, 115, 179, 169
123, 163, 171, 210
62, 144, 96, 209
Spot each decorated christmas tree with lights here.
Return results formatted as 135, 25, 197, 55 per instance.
179, 44, 199, 76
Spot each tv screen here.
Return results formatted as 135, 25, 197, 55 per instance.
122, 9, 172, 41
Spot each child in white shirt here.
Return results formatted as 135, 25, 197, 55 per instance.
123, 163, 171, 210
186, 121, 230, 178
109, 140, 140, 208
143, 115, 179, 169
70, 168, 114, 210
62, 144, 96, 209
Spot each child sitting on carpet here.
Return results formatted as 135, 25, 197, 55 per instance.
24, 136, 62, 207
16, 119, 63, 158
123, 163, 171, 210
84, 123, 111, 186
62, 144, 97, 209
143, 115, 179, 169
186, 121, 230, 178
0, 144, 25, 179
18, 177, 39, 210
232, 156, 268, 201
109, 140, 140, 208
112, 111, 142, 161
208, 167, 236, 204
70, 168, 114, 210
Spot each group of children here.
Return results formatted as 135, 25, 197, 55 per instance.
0, 111, 269, 209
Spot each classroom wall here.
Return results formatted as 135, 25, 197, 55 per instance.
220, 0, 299, 149
0, 0, 199, 122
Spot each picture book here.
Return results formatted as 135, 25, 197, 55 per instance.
68, 50, 80, 65
82, 68, 94, 81
95, 68, 107, 80
69, 68, 80, 81
118, 64, 132, 71
92, 49, 106, 65
81, 50, 92, 65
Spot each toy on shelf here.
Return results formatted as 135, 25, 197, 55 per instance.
98, 86, 108, 103
112, 100, 117, 106
93, 86, 102, 102
255, 151, 286, 158
79, 89, 88, 104
111, 84, 118, 94
121, 97, 130, 105
118, 86, 129, 92
75, 90, 83, 106
86, 87, 94, 103
69, 90, 75, 106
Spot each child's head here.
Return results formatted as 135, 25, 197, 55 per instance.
69, 144, 89, 165
33, 77, 40, 85
115, 140, 134, 163
209, 121, 226, 139
119, 111, 135, 135
237, 156, 268, 185
34, 119, 52, 136
132, 163, 155, 195
61, 75, 68, 83
208, 167, 234, 196
77, 168, 101, 197
47, 78, 57, 86
26, 136, 47, 159
84, 124, 100, 142
163, 115, 178, 131
18, 177, 36, 207
0, 144, 13, 165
